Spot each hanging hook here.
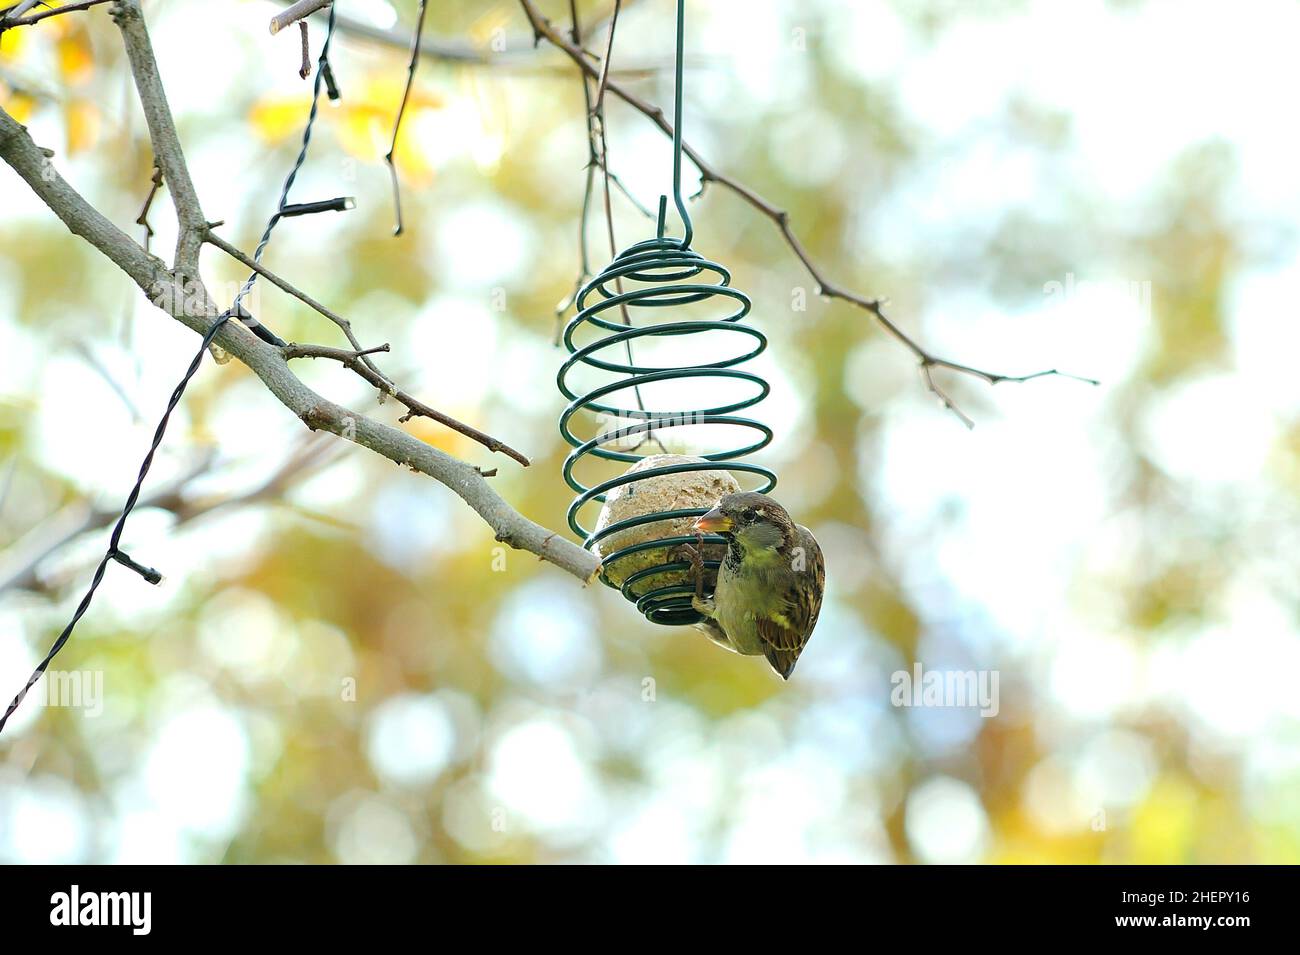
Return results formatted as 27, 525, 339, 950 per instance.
670, 0, 693, 250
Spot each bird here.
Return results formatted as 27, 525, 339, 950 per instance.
688, 491, 825, 680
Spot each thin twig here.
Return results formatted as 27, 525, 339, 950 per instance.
591, 7, 617, 117
552, 0, 596, 341
270, 0, 330, 36
1, 110, 600, 733
134, 164, 162, 254
552, 3, 653, 340
298, 0, 571, 67
0, 0, 336, 736
298, 20, 311, 79
0, 438, 345, 596
517, 0, 1098, 426
385, 0, 428, 236
204, 230, 366, 351
1, 1, 39, 18
589, 1, 663, 454
284, 341, 513, 475
2, 100, 595, 612
268, 0, 674, 76
205, 229, 532, 466
0, 1, 39, 23
283, 342, 391, 363
1, 0, 110, 30
115, 0, 206, 271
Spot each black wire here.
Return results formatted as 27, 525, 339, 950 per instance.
0, 6, 340, 735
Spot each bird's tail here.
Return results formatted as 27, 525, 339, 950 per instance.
763, 645, 801, 680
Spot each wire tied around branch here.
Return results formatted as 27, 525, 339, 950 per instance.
0, 5, 347, 736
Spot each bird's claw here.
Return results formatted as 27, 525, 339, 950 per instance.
691, 593, 716, 618
681, 533, 708, 599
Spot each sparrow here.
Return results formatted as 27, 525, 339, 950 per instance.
689, 492, 825, 680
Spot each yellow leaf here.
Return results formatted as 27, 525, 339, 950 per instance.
0, 85, 36, 124
0, 22, 30, 62
333, 74, 440, 183
65, 99, 100, 155
249, 95, 312, 143
1132, 776, 1199, 863
57, 34, 94, 86
251, 73, 441, 182
404, 415, 476, 461
335, 106, 388, 162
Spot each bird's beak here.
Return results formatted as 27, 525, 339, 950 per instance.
694, 507, 732, 534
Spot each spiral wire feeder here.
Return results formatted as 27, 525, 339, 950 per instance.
557, 0, 776, 626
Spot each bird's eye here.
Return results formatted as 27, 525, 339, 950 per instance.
741, 507, 757, 524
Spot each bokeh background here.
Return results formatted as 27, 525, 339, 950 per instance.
2, 0, 1298, 864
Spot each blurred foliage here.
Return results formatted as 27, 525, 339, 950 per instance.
1, 0, 1298, 864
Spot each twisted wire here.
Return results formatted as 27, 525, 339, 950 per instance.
0, 6, 339, 735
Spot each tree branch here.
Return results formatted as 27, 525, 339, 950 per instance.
1, 0, 112, 30
0, 1, 40, 21
283, 342, 391, 363
0, 438, 344, 596
383, 0, 427, 236
273, 0, 513, 66
203, 229, 533, 466
517, 0, 1097, 427
112, 0, 206, 272
276, 0, 654, 76
270, 0, 330, 36
0, 107, 599, 581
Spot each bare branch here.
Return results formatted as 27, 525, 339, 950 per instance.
134, 163, 162, 254
203, 229, 533, 467
590, 2, 618, 117
270, 0, 330, 36
0, 0, 111, 30
921, 363, 974, 430
0, 107, 598, 581
517, 0, 1097, 426
112, 0, 206, 272
3, 1, 39, 16
1, 456, 210, 596
204, 230, 363, 346
553, 1, 597, 340
298, 20, 311, 79
283, 342, 391, 363
0, 439, 344, 596
552, 0, 651, 341
0, 1, 40, 22
287, 0, 654, 76
310, 3, 538, 66
385, 0, 428, 236
0, 112, 158, 285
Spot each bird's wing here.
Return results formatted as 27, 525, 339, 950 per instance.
755, 526, 825, 679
